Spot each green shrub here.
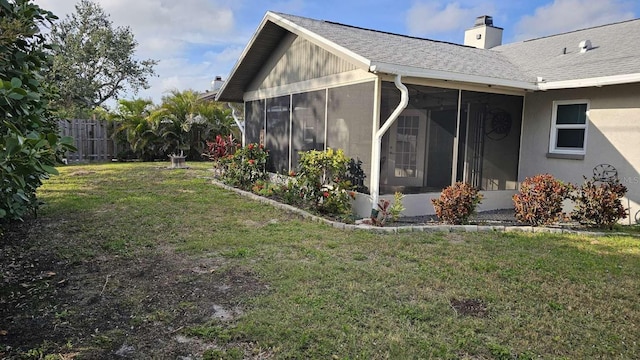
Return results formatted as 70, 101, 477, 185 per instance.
1, 1, 75, 222
345, 158, 369, 194
318, 184, 356, 216
431, 182, 482, 225
366, 192, 405, 227
297, 148, 355, 217
570, 177, 627, 229
513, 174, 571, 226
272, 175, 304, 207
218, 143, 268, 190
389, 191, 405, 223
251, 179, 276, 197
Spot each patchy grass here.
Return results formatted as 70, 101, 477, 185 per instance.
1, 162, 639, 359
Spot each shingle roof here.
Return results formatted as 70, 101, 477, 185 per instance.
275, 13, 533, 83
493, 18, 640, 83
216, 12, 640, 102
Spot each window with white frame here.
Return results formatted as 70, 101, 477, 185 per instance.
549, 100, 589, 155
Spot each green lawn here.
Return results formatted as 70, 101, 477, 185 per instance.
8, 162, 640, 359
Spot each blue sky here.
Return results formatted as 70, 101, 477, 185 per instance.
34, 0, 640, 105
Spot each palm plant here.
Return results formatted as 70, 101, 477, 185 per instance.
192, 100, 236, 155
104, 98, 161, 160
152, 89, 237, 160
150, 90, 199, 158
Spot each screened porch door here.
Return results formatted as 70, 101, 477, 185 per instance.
386, 109, 427, 187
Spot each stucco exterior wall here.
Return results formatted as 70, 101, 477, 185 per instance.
520, 83, 640, 223
352, 190, 516, 217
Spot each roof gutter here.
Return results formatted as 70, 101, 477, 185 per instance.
537, 73, 640, 90
371, 62, 538, 91
369, 73, 409, 217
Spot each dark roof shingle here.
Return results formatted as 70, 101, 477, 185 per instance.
217, 12, 640, 102
276, 13, 533, 83
493, 18, 640, 82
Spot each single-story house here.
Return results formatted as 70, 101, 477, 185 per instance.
215, 11, 640, 222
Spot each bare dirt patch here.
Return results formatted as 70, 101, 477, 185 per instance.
450, 298, 489, 318
1, 218, 267, 359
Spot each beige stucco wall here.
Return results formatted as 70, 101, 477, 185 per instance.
353, 190, 516, 217
520, 83, 640, 223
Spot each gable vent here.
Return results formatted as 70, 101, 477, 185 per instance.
579, 39, 592, 53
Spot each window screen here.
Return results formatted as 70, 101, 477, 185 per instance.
265, 96, 290, 173
550, 101, 588, 154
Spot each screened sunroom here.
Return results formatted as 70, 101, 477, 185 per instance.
244, 81, 375, 175
215, 11, 538, 216
378, 82, 523, 195
242, 79, 523, 216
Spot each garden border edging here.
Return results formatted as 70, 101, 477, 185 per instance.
210, 180, 614, 236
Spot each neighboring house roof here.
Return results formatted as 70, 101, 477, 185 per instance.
494, 18, 640, 90
199, 91, 217, 102
216, 12, 640, 102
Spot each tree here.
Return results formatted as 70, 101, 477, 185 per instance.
47, 0, 156, 115
1, 0, 74, 223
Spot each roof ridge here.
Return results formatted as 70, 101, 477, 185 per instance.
323, 20, 473, 49
273, 11, 475, 50
522, 17, 640, 43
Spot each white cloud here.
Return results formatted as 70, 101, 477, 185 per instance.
405, 1, 496, 37
134, 45, 242, 105
204, 46, 244, 64
102, 1, 233, 38
34, 0, 76, 20
514, 0, 635, 40
92, 0, 236, 59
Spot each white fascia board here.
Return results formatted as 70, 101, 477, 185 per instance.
243, 70, 375, 101
267, 12, 372, 70
538, 73, 640, 90
370, 62, 538, 91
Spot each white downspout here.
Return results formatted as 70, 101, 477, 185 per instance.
229, 103, 245, 146
370, 74, 409, 216
451, 90, 462, 185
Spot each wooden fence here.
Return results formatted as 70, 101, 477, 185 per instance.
58, 119, 118, 162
